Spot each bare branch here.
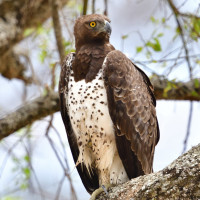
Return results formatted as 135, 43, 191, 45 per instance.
182, 101, 193, 154
0, 91, 59, 140
82, 0, 88, 15
0, 51, 32, 83
49, 0, 65, 62
92, 0, 96, 14
167, 0, 193, 79
0, 0, 68, 57
45, 116, 77, 200
96, 143, 200, 199
0, 78, 199, 140
104, 0, 108, 16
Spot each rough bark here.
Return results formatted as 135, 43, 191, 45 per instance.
0, 0, 68, 56
96, 143, 200, 200
0, 0, 68, 81
0, 91, 59, 140
0, 77, 199, 140
0, 50, 32, 83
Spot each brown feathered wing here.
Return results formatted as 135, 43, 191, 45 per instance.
103, 50, 160, 177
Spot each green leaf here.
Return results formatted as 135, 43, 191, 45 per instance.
145, 51, 152, 59
146, 38, 162, 52
39, 49, 47, 63
163, 84, 171, 97
1, 196, 21, 200
22, 167, 31, 179
23, 28, 35, 37
193, 18, 200, 33
24, 155, 30, 162
191, 90, 200, 97
150, 16, 159, 24
121, 34, 128, 40
20, 183, 28, 190
162, 17, 166, 24
194, 79, 200, 88
136, 46, 143, 53
195, 59, 200, 65
36, 25, 46, 35
157, 33, 164, 37
176, 27, 180, 34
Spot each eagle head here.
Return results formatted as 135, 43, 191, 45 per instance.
74, 14, 111, 48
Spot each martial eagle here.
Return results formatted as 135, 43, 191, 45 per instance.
59, 14, 160, 199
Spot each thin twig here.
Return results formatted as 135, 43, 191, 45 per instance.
167, 0, 195, 153
104, 0, 108, 16
55, 174, 65, 200
0, 132, 28, 178
45, 116, 77, 200
133, 53, 200, 64
167, 0, 193, 79
60, 9, 74, 41
182, 102, 193, 154
50, 124, 70, 169
23, 139, 45, 200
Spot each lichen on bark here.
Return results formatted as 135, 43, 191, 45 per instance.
96, 144, 200, 199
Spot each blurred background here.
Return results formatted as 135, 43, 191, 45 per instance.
0, 0, 200, 199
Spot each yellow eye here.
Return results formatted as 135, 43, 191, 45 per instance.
89, 21, 96, 28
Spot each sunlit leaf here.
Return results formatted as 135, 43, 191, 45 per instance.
195, 59, 200, 65
136, 46, 143, 53
191, 90, 200, 97
39, 49, 47, 63
23, 28, 35, 37
194, 79, 200, 88
162, 17, 166, 24
22, 167, 31, 179
150, 16, 159, 24
24, 155, 30, 163
146, 38, 162, 52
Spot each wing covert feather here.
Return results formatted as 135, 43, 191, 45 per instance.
103, 50, 160, 175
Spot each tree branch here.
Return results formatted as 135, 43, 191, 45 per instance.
0, 0, 68, 82
0, 50, 32, 83
0, 77, 199, 140
0, 0, 68, 57
0, 91, 59, 140
82, 0, 88, 15
50, 0, 65, 62
96, 143, 200, 199
151, 76, 200, 101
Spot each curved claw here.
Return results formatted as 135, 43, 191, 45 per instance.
89, 184, 115, 200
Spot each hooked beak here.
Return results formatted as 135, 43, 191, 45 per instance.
104, 21, 112, 36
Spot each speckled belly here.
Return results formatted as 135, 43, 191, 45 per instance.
67, 69, 128, 184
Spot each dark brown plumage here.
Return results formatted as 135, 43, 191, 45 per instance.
59, 14, 160, 195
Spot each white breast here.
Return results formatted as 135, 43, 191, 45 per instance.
66, 64, 128, 185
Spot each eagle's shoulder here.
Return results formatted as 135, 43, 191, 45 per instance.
59, 53, 75, 94
62, 52, 75, 71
